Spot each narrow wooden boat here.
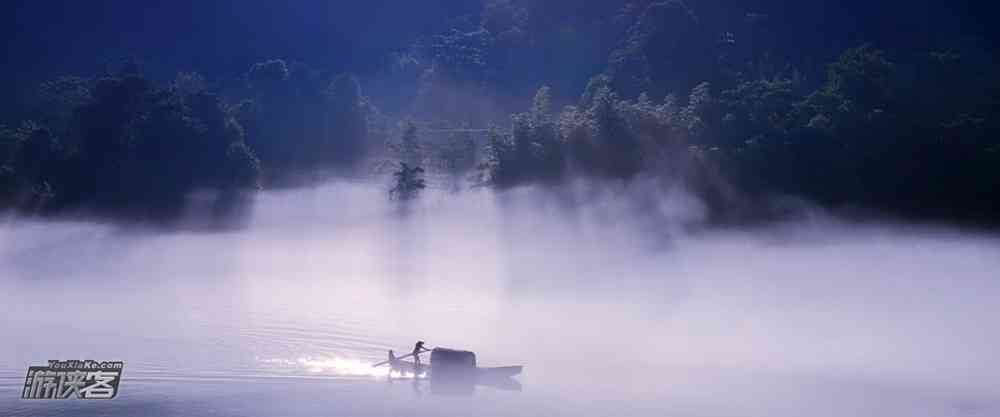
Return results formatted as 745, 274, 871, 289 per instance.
389, 361, 522, 378
476, 365, 523, 378
382, 347, 522, 380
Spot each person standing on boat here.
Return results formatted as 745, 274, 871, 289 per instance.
412, 341, 429, 372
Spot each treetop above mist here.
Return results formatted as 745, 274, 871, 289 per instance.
1, 0, 996, 225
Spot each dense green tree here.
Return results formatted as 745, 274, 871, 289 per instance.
390, 163, 426, 200
480, 125, 517, 186
224, 141, 262, 190
480, 86, 564, 185
241, 60, 367, 177
720, 78, 798, 145
0, 121, 58, 209
10, 72, 264, 219
607, 0, 709, 99
679, 82, 719, 142
398, 120, 422, 167
32, 76, 93, 137
512, 86, 563, 179
585, 86, 642, 178
432, 128, 477, 190
244, 59, 294, 173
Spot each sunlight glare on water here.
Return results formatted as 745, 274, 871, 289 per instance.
295, 357, 388, 377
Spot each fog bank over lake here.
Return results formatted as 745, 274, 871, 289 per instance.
1, 180, 998, 417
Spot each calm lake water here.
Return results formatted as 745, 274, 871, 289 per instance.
2, 181, 999, 417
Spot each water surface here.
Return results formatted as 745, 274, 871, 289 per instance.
2, 182, 999, 416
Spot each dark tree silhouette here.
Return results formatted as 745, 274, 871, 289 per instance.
390, 163, 426, 200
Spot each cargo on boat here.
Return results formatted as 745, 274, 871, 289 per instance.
376, 347, 522, 381
429, 347, 522, 379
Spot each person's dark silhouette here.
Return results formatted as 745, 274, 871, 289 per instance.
412, 341, 428, 374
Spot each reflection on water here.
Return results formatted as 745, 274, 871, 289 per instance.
1, 181, 999, 416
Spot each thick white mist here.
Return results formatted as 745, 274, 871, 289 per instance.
1, 180, 998, 417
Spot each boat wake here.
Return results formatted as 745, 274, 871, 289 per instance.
259, 356, 392, 378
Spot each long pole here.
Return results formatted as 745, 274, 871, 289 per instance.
371, 348, 430, 368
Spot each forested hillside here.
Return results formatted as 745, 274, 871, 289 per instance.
1, 0, 996, 224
